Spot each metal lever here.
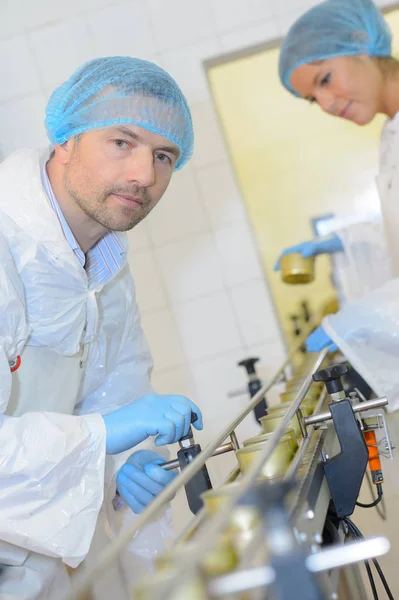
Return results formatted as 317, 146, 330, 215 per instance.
303, 397, 389, 519
174, 413, 212, 515
163, 441, 235, 471
238, 357, 268, 423
301, 300, 311, 323
290, 314, 306, 353
290, 314, 301, 337
311, 365, 384, 518
303, 397, 388, 427
162, 422, 240, 513
324, 399, 369, 517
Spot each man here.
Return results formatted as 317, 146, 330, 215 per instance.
0, 56, 202, 599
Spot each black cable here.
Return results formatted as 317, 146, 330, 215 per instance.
365, 559, 380, 600
346, 518, 395, 600
349, 521, 394, 600
345, 519, 379, 600
356, 483, 383, 509
365, 470, 387, 521
373, 559, 395, 600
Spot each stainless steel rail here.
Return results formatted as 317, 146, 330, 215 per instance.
65, 338, 327, 600
304, 397, 388, 426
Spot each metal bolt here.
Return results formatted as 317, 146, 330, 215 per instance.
299, 532, 308, 543
313, 533, 322, 544
180, 438, 192, 448
330, 593, 338, 600
306, 510, 315, 521
293, 527, 300, 543
320, 449, 330, 462
269, 530, 295, 555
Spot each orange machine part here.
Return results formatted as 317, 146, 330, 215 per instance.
363, 430, 382, 476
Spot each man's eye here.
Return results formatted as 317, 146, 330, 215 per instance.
155, 152, 172, 165
114, 139, 129, 149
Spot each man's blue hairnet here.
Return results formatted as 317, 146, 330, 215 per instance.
279, 0, 392, 97
45, 56, 193, 169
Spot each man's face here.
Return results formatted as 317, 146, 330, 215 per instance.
63, 123, 180, 232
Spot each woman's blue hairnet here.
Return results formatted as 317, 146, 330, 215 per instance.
279, 0, 392, 97
45, 56, 193, 169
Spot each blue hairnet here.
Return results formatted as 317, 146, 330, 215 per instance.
279, 0, 392, 97
45, 57, 193, 169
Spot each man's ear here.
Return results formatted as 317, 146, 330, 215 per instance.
53, 139, 74, 165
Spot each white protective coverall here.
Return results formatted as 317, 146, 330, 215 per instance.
322, 112, 399, 412
0, 148, 173, 599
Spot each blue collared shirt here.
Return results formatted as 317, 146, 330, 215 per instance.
41, 164, 126, 287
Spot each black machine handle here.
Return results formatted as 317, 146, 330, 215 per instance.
177, 412, 212, 514
301, 300, 311, 323
323, 400, 368, 518
313, 365, 348, 395
290, 314, 301, 337
238, 357, 260, 376
314, 364, 368, 518
238, 357, 268, 423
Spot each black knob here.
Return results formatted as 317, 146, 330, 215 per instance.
301, 300, 311, 322
290, 314, 301, 337
313, 365, 348, 395
178, 413, 198, 443
238, 357, 260, 376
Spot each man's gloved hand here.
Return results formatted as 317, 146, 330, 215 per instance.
116, 450, 177, 514
102, 394, 203, 455
306, 326, 338, 353
274, 234, 344, 270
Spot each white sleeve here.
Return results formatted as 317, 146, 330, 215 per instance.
323, 276, 399, 413
332, 218, 392, 305
0, 411, 106, 567
0, 231, 107, 567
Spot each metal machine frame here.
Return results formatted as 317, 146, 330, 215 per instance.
64, 334, 392, 600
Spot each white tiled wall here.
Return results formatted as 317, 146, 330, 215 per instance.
1, 0, 394, 529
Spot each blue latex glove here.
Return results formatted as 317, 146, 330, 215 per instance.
116, 450, 177, 514
306, 326, 338, 353
274, 234, 344, 270
102, 394, 203, 455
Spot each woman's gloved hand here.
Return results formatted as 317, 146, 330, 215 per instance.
306, 326, 338, 352
274, 234, 344, 270
116, 450, 177, 514
102, 394, 203, 454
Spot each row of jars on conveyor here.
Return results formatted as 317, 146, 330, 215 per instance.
134, 358, 323, 599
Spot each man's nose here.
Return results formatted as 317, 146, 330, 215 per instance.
126, 147, 155, 188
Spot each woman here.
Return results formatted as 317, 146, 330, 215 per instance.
276, 0, 399, 410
